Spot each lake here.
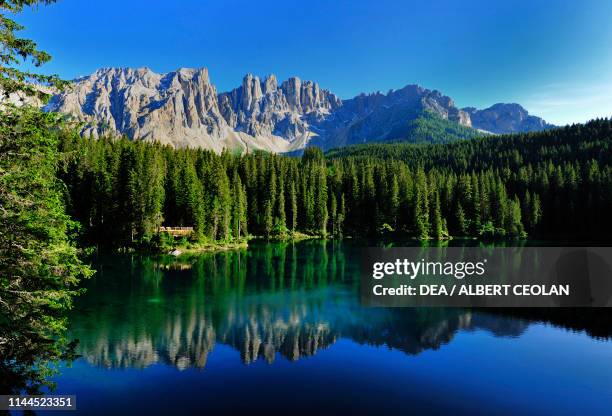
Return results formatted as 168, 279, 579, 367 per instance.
49, 241, 612, 415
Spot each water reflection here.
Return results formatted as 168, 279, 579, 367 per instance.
69, 241, 612, 371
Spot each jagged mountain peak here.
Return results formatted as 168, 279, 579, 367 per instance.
46, 66, 554, 152
217, 72, 342, 143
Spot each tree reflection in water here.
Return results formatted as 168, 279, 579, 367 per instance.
68, 241, 612, 371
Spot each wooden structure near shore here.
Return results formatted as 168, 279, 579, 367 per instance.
158, 226, 194, 237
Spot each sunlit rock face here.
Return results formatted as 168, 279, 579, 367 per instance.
463, 103, 555, 134
46, 68, 340, 153
46, 67, 241, 152
46, 67, 554, 153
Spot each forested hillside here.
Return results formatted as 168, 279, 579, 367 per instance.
382, 110, 482, 144
58, 118, 612, 248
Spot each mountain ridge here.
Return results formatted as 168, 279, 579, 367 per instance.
46, 67, 554, 152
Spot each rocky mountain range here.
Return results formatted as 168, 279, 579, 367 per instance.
46, 67, 555, 152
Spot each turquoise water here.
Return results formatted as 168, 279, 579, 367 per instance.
50, 241, 612, 415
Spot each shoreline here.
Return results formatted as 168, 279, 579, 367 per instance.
155, 232, 321, 256
104, 235, 607, 257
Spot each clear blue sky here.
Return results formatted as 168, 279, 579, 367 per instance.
15, 0, 612, 125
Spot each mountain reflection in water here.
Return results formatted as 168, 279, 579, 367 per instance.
69, 241, 611, 372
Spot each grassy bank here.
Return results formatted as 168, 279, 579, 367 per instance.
155, 231, 322, 255
169, 239, 249, 254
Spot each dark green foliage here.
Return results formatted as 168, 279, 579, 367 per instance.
60, 118, 612, 244
1, 1, 93, 394
386, 110, 482, 144
0, 107, 93, 393
327, 119, 612, 239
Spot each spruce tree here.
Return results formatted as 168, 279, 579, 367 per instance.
276, 174, 287, 235
330, 192, 337, 237
289, 181, 298, 234
231, 172, 247, 239
338, 193, 346, 238
315, 165, 328, 236
456, 202, 467, 236
414, 168, 430, 239
431, 190, 444, 240
390, 174, 400, 229
0, 1, 92, 393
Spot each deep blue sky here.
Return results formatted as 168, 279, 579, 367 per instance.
15, 0, 612, 124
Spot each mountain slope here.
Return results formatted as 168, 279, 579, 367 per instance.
463, 103, 555, 134
46, 67, 554, 152
46, 68, 293, 153
374, 109, 482, 144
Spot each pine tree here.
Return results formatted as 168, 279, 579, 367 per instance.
492, 180, 508, 230
218, 166, 232, 241
431, 190, 444, 240
289, 181, 298, 234
315, 165, 329, 236
414, 168, 429, 239
262, 163, 276, 238
56, 116, 612, 245
530, 193, 542, 233
263, 200, 273, 239
276, 174, 287, 235
231, 172, 247, 239
330, 192, 338, 236
505, 196, 525, 237
390, 174, 400, 229
338, 193, 346, 238
0, 109, 92, 393
362, 164, 376, 235
303, 172, 314, 232
182, 157, 205, 239
456, 202, 467, 236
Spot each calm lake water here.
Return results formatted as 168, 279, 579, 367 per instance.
49, 241, 612, 415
